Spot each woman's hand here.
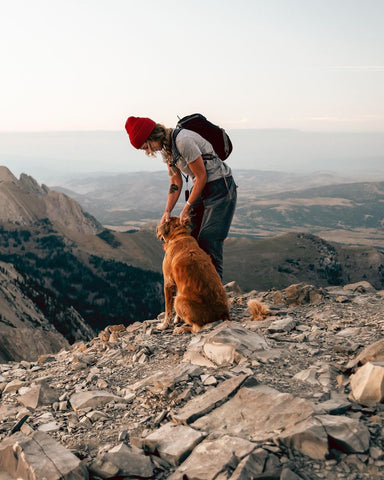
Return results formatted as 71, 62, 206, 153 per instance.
161, 168, 182, 224
161, 210, 171, 224
179, 203, 191, 224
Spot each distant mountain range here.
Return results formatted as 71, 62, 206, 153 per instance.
53, 169, 384, 249
223, 232, 384, 292
234, 176, 384, 248
1, 165, 384, 361
2, 129, 384, 180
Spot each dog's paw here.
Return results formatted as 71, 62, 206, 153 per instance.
173, 325, 192, 335
173, 314, 182, 325
157, 320, 171, 331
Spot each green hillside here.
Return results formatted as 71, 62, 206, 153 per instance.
0, 220, 163, 334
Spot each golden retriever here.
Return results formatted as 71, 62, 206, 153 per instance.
156, 217, 230, 334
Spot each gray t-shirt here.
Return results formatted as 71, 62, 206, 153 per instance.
172, 129, 232, 183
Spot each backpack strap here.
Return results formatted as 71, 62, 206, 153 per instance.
171, 128, 182, 159
172, 128, 214, 164
171, 129, 189, 191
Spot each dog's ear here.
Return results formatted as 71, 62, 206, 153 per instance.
156, 222, 169, 240
181, 216, 191, 228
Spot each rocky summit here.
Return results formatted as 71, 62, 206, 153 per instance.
0, 281, 384, 479
0, 166, 101, 235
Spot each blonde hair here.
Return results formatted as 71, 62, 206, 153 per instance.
146, 124, 172, 159
146, 124, 178, 175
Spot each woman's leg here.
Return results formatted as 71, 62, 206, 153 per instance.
188, 197, 205, 240
198, 176, 237, 279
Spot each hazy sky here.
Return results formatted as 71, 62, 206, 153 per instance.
1, 0, 383, 133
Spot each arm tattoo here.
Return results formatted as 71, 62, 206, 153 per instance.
169, 183, 179, 194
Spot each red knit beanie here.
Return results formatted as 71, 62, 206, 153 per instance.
125, 116, 156, 149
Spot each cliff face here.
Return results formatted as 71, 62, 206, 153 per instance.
0, 167, 101, 361
0, 281, 383, 479
0, 260, 94, 362
0, 166, 101, 234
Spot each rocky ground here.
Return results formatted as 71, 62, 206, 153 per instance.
0, 281, 384, 479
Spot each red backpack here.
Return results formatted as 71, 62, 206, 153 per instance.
173, 113, 233, 160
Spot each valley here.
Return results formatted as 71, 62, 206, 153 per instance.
53, 169, 384, 249
1, 165, 384, 362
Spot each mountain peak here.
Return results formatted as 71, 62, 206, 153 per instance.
19, 173, 49, 195
0, 166, 101, 234
0, 166, 18, 183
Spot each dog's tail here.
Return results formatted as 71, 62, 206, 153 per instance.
247, 299, 270, 321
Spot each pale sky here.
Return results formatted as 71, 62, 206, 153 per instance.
1, 0, 383, 132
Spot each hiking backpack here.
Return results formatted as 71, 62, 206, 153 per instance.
173, 113, 233, 160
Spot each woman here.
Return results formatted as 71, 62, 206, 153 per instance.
125, 116, 237, 280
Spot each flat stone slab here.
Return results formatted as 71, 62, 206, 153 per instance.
268, 316, 297, 333
70, 390, 124, 412
171, 374, 249, 425
276, 416, 329, 460
126, 363, 203, 394
0, 431, 88, 479
203, 323, 270, 365
38, 421, 61, 433
314, 396, 351, 415
168, 435, 256, 480
317, 414, 370, 453
345, 338, 384, 371
89, 443, 154, 479
350, 361, 384, 406
141, 422, 206, 466
184, 322, 271, 367
277, 414, 370, 459
230, 448, 281, 479
294, 367, 319, 386
3, 379, 25, 394
17, 381, 58, 409
192, 385, 314, 442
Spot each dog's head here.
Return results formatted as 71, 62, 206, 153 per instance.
156, 216, 190, 243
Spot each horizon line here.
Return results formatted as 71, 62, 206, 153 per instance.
1, 128, 384, 134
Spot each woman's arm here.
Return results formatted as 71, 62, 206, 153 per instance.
179, 156, 207, 223
161, 166, 183, 224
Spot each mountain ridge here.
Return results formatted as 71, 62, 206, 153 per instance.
0, 166, 102, 235
0, 167, 164, 361
50, 169, 384, 248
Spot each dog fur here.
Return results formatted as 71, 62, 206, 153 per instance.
156, 217, 230, 334
247, 299, 270, 321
